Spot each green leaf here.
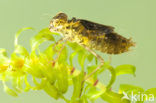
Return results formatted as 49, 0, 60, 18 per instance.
69, 52, 77, 65
24, 75, 31, 92
4, 85, 18, 97
58, 46, 68, 63
80, 95, 89, 103
0, 48, 7, 57
14, 45, 29, 57
97, 62, 110, 74
55, 64, 68, 93
87, 62, 110, 79
37, 52, 57, 84
68, 42, 88, 70
115, 64, 136, 76
101, 90, 130, 103
32, 77, 46, 90
68, 42, 82, 52
87, 65, 98, 75
12, 77, 24, 93
13, 27, 33, 57
71, 72, 84, 102
145, 88, 156, 97
119, 84, 144, 94
14, 27, 34, 46
86, 86, 105, 101
78, 50, 87, 70
44, 82, 60, 99
24, 53, 44, 78
30, 28, 55, 51
87, 54, 94, 62
0, 49, 9, 66
43, 44, 55, 58
106, 66, 116, 89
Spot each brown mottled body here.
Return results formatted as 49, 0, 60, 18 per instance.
49, 13, 135, 54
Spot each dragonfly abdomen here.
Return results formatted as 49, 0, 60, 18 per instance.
83, 32, 135, 54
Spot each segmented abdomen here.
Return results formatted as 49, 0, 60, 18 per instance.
81, 32, 135, 54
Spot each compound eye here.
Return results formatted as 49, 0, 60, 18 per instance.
53, 13, 68, 21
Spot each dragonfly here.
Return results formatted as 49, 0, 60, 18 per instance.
49, 13, 135, 80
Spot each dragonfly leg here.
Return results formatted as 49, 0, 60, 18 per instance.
81, 45, 104, 81
51, 38, 67, 62
53, 38, 64, 52
84, 62, 104, 81
55, 41, 67, 61
82, 45, 104, 63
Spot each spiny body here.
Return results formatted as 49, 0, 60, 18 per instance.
49, 13, 135, 54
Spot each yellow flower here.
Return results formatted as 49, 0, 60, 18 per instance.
0, 65, 8, 73
13, 59, 25, 69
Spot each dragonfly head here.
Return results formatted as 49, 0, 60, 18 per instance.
49, 13, 68, 32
